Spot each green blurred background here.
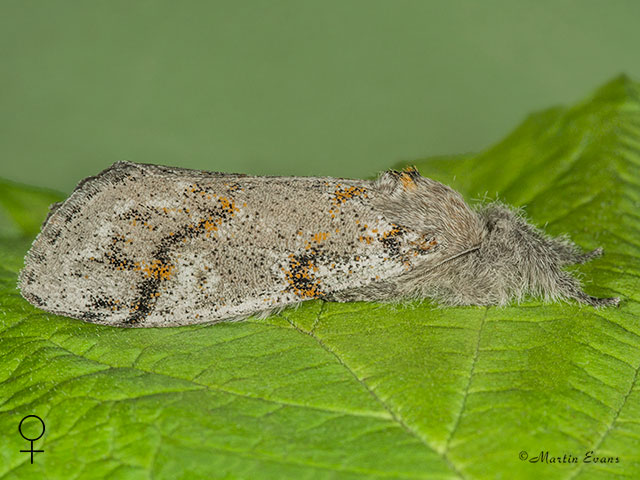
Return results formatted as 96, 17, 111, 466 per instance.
2, 0, 639, 192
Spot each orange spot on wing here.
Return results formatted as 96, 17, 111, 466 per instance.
311, 232, 329, 243
400, 173, 417, 191
142, 259, 175, 281
332, 185, 367, 207
218, 196, 239, 215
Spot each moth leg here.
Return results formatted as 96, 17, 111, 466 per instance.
556, 244, 604, 265
552, 239, 604, 266
325, 289, 379, 303
324, 292, 356, 303
573, 247, 604, 264
325, 283, 398, 303
555, 270, 620, 308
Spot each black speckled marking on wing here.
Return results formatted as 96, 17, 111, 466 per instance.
121, 201, 238, 325
379, 224, 406, 257
282, 251, 327, 300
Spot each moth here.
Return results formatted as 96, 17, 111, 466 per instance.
19, 162, 619, 327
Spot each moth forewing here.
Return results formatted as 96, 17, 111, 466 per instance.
19, 163, 442, 326
19, 162, 618, 328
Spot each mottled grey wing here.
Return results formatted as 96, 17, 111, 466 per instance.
20, 162, 451, 327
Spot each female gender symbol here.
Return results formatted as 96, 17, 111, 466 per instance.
18, 415, 45, 464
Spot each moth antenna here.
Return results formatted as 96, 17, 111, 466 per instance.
422, 245, 481, 274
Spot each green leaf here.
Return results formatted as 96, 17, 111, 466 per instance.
1, 75, 639, 479
0, 179, 63, 239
